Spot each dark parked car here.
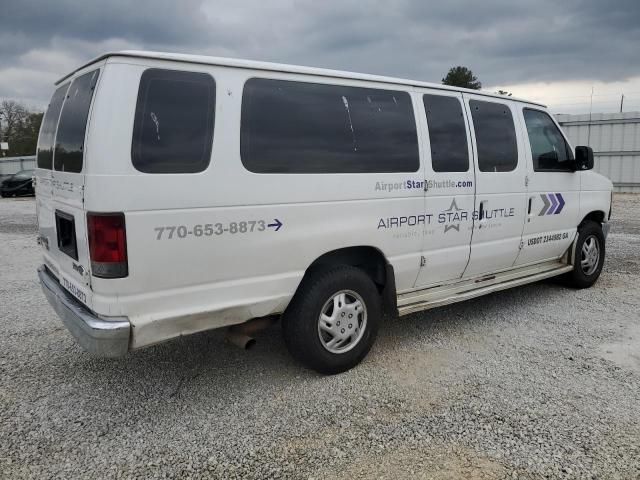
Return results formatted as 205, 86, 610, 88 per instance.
0, 169, 35, 197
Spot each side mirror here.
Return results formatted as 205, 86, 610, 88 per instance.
575, 146, 594, 170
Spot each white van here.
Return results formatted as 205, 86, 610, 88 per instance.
36, 51, 612, 374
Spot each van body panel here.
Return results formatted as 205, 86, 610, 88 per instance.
578, 172, 613, 221
36, 51, 613, 356
79, 62, 427, 336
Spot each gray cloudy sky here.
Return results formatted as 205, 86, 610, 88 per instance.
1, 0, 639, 113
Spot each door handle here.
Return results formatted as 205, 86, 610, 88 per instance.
528, 197, 533, 215
479, 201, 485, 220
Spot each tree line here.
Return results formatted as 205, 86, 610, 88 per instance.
0, 100, 43, 157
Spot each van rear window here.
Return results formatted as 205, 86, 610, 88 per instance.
54, 69, 100, 173
37, 83, 69, 170
240, 78, 419, 173
131, 69, 216, 174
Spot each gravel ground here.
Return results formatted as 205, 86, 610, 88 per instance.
0, 195, 639, 480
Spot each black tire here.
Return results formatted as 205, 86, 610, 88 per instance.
564, 220, 605, 288
282, 265, 381, 374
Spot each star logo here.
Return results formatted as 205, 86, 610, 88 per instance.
444, 199, 462, 233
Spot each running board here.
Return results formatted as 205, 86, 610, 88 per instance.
398, 261, 573, 316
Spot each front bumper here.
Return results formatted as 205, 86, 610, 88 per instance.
38, 265, 130, 357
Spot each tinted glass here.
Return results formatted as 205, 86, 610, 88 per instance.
523, 108, 573, 171
470, 100, 518, 172
54, 70, 99, 173
241, 78, 419, 173
132, 69, 216, 174
423, 94, 469, 172
14, 170, 34, 179
37, 84, 69, 169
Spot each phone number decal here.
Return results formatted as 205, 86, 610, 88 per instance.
154, 218, 283, 240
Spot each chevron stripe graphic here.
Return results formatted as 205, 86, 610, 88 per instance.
554, 193, 565, 214
539, 194, 551, 216
538, 193, 566, 215
549, 193, 559, 214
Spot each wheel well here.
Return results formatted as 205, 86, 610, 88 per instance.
580, 210, 605, 227
304, 246, 398, 318
308, 246, 388, 286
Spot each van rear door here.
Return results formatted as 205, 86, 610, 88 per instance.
36, 83, 68, 269
36, 67, 101, 309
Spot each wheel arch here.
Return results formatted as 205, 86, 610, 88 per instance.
568, 210, 607, 267
579, 210, 606, 227
301, 246, 398, 318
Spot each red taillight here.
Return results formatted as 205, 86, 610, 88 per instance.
87, 212, 128, 278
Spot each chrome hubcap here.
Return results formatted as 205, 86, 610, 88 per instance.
318, 290, 367, 354
580, 235, 600, 276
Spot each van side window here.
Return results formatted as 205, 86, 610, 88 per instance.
132, 69, 216, 174
469, 100, 518, 172
240, 78, 419, 173
54, 70, 100, 173
37, 83, 69, 169
523, 108, 573, 172
423, 94, 469, 172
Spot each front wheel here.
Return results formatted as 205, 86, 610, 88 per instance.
282, 266, 381, 374
564, 220, 605, 288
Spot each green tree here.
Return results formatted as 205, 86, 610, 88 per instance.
12, 112, 44, 156
442, 66, 482, 90
0, 100, 43, 156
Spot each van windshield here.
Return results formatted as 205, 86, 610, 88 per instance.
54, 69, 100, 173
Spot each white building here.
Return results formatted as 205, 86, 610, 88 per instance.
0, 155, 36, 176
557, 112, 640, 193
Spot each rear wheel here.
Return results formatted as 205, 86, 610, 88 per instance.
282, 265, 381, 374
564, 220, 605, 288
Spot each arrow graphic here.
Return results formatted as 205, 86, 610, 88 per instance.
539, 194, 551, 216
549, 193, 559, 215
554, 193, 565, 214
267, 219, 283, 231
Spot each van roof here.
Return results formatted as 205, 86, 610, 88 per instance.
57, 50, 546, 107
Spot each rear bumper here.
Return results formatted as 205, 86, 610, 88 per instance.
38, 265, 130, 357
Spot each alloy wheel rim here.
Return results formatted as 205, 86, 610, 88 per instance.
318, 290, 367, 354
580, 235, 600, 276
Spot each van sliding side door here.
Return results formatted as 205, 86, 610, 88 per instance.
462, 94, 528, 278
413, 89, 475, 288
